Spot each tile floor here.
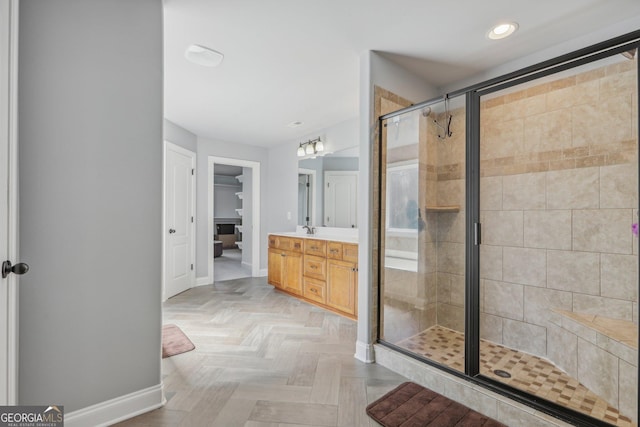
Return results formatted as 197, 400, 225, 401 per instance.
214, 248, 252, 282
114, 277, 407, 426
397, 326, 635, 427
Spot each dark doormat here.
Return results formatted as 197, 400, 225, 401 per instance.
366, 382, 507, 427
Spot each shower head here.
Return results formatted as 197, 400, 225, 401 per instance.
421, 107, 432, 117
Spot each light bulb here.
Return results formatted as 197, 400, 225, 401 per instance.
305, 143, 315, 155
297, 145, 305, 157
315, 140, 324, 152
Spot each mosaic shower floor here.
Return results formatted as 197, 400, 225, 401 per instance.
397, 325, 635, 427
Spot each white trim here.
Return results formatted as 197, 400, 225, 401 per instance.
1, 0, 20, 405
208, 156, 261, 284
195, 276, 209, 286
65, 384, 164, 427
354, 341, 375, 363
297, 167, 317, 226
162, 141, 196, 301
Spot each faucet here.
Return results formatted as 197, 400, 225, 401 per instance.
302, 225, 315, 235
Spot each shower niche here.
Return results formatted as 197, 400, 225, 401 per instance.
377, 38, 639, 427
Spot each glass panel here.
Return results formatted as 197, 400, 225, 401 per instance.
479, 49, 638, 426
380, 96, 466, 373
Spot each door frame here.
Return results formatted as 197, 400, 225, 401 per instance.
208, 156, 261, 283
162, 141, 196, 301
298, 167, 316, 226
1, 0, 19, 405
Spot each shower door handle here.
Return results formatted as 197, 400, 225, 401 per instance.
474, 223, 481, 245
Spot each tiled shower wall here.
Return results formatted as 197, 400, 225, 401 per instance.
475, 57, 639, 420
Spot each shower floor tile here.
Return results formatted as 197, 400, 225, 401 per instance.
397, 326, 635, 427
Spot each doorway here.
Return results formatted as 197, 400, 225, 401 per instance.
207, 156, 261, 284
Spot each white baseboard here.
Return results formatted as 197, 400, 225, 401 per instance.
65, 384, 163, 427
241, 261, 252, 268
354, 341, 375, 363
196, 276, 210, 286
258, 268, 268, 277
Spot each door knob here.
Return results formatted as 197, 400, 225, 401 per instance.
2, 260, 29, 279
169, 228, 176, 234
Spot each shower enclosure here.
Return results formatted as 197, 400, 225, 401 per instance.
377, 34, 639, 427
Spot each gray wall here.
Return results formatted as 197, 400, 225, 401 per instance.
196, 137, 268, 277
241, 167, 253, 266
164, 118, 197, 153
18, 0, 162, 412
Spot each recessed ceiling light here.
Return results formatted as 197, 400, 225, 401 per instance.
487, 22, 518, 40
287, 121, 303, 128
185, 44, 224, 67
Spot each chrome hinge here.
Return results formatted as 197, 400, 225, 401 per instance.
474, 222, 482, 245
191, 216, 194, 223
190, 264, 194, 270
191, 168, 195, 175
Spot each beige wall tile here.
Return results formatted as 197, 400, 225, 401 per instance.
600, 70, 637, 99
577, 338, 619, 408
437, 242, 464, 275
573, 209, 632, 254
502, 94, 546, 121
502, 172, 546, 210
480, 245, 502, 281
502, 247, 546, 287
502, 318, 547, 358
437, 303, 464, 333
437, 179, 465, 207
546, 80, 599, 110
618, 359, 638, 423
600, 163, 638, 209
572, 96, 633, 147
573, 294, 633, 321
524, 287, 573, 328
480, 176, 503, 210
481, 211, 523, 247
601, 254, 638, 301
449, 274, 465, 308
524, 109, 573, 152
547, 324, 578, 378
436, 212, 465, 244
596, 333, 637, 367
437, 273, 451, 305
547, 250, 600, 295
480, 313, 503, 343
484, 280, 524, 321
523, 210, 572, 250
481, 119, 524, 159
546, 167, 599, 209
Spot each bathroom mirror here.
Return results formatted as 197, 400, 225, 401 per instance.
298, 146, 359, 228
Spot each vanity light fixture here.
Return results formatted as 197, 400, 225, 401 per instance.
487, 22, 518, 40
185, 44, 224, 67
297, 137, 324, 157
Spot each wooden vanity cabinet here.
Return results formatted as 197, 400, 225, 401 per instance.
267, 236, 303, 295
268, 235, 357, 319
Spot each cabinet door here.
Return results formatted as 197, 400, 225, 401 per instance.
326, 259, 357, 316
268, 248, 284, 288
283, 251, 303, 295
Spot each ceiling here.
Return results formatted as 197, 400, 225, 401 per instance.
164, 0, 640, 148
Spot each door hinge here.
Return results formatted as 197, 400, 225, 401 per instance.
190, 264, 194, 270
191, 216, 194, 223
191, 168, 195, 175
327, 182, 330, 188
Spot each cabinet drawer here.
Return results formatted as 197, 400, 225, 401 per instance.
303, 277, 326, 304
342, 243, 358, 264
305, 239, 326, 257
304, 255, 326, 280
269, 235, 303, 253
327, 242, 343, 260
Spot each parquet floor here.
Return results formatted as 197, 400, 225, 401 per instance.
114, 277, 406, 426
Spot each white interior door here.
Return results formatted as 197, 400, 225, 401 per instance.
0, 0, 18, 405
164, 142, 195, 299
324, 171, 357, 228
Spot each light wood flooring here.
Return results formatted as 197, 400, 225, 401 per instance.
114, 277, 406, 426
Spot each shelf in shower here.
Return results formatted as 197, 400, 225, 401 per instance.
425, 205, 460, 213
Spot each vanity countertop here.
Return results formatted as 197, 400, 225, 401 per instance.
270, 230, 358, 244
